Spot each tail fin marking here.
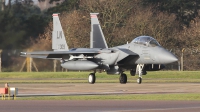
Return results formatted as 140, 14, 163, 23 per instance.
52, 13, 69, 51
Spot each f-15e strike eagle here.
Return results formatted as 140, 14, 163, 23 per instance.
21, 13, 178, 84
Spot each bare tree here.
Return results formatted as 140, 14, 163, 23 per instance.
60, 11, 90, 48
123, 6, 180, 48
1, 0, 5, 11
80, 0, 137, 46
79, 0, 180, 47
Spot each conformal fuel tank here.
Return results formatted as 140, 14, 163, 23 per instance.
61, 60, 99, 70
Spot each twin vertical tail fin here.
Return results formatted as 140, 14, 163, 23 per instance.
52, 13, 107, 50
52, 13, 69, 51
90, 13, 108, 48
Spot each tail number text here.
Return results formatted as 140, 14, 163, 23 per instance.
57, 44, 65, 49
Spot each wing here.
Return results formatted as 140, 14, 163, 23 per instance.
21, 48, 101, 59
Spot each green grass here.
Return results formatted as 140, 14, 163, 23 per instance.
0, 71, 200, 79
145, 71, 200, 79
12, 93, 200, 100
0, 71, 200, 83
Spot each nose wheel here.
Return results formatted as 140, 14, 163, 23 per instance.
137, 77, 142, 84
88, 73, 96, 84
119, 73, 127, 84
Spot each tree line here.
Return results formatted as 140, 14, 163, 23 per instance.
1, 0, 200, 71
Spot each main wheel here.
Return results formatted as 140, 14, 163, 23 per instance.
137, 77, 142, 84
88, 73, 96, 84
119, 73, 127, 84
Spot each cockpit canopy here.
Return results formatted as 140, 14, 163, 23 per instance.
131, 36, 160, 47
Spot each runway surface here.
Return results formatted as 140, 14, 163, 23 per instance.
0, 83, 200, 112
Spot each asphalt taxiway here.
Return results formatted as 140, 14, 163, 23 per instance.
9, 83, 200, 96
0, 83, 200, 112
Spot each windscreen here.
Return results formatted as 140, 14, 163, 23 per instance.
131, 36, 160, 47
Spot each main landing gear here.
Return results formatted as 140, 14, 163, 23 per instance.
88, 64, 144, 84
119, 73, 127, 84
88, 72, 128, 84
88, 73, 96, 84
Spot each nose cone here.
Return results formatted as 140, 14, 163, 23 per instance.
157, 47, 178, 64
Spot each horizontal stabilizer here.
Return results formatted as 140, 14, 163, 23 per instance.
21, 55, 47, 59
20, 54, 61, 60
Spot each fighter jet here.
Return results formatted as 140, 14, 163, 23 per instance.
21, 13, 178, 84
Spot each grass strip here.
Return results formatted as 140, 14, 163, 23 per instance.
14, 93, 200, 100
0, 71, 200, 79
0, 71, 200, 83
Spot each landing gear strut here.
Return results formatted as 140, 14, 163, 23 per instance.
88, 73, 96, 84
137, 64, 144, 84
119, 73, 127, 84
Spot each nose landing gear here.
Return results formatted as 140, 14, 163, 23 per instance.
136, 64, 144, 84
137, 77, 142, 84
